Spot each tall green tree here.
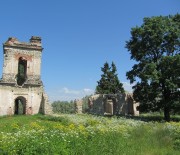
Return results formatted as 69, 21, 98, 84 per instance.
52, 101, 75, 114
126, 14, 180, 121
96, 62, 125, 94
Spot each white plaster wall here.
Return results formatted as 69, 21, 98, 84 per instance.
33, 57, 41, 76
2, 47, 42, 78
0, 85, 44, 116
27, 58, 33, 75
30, 92, 42, 114
0, 38, 51, 116
3, 52, 14, 74
0, 86, 12, 115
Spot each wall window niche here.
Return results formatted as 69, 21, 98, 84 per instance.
17, 57, 27, 86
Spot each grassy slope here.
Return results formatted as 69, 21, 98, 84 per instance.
0, 114, 180, 155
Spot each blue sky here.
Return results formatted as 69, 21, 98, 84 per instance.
0, 0, 179, 101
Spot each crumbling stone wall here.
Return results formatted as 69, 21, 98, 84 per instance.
88, 94, 104, 115
1, 37, 42, 85
74, 99, 83, 114
88, 93, 139, 116
0, 36, 52, 116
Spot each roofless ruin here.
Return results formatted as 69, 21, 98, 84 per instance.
0, 36, 52, 115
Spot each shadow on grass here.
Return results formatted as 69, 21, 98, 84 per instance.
117, 114, 180, 122
37, 115, 71, 125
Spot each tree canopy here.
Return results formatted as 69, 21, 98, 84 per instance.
52, 101, 75, 114
126, 14, 180, 121
96, 62, 125, 94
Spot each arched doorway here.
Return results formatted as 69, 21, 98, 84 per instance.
14, 96, 26, 115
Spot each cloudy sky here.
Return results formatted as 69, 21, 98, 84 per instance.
0, 0, 179, 101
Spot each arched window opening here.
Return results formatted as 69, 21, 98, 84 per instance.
17, 57, 27, 86
14, 97, 26, 115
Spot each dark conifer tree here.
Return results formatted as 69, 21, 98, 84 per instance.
96, 62, 125, 94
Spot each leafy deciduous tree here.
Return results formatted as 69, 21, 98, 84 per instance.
126, 14, 180, 121
52, 101, 75, 114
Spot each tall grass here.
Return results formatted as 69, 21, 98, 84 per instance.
0, 114, 179, 155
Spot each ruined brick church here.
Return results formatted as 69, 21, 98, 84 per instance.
0, 36, 52, 116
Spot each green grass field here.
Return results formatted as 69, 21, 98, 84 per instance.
0, 114, 180, 155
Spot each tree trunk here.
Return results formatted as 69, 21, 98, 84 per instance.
164, 106, 170, 122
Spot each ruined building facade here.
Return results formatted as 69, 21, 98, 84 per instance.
74, 99, 83, 114
88, 93, 139, 116
0, 37, 52, 116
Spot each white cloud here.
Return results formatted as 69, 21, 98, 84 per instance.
62, 87, 81, 95
47, 87, 94, 102
47, 82, 135, 102
122, 82, 135, 93
83, 88, 94, 93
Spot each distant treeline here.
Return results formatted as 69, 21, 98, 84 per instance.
51, 96, 90, 114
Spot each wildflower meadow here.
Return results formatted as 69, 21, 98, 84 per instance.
0, 114, 180, 155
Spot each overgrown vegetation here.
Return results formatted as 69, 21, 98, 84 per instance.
0, 114, 179, 154
52, 101, 75, 113
16, 57, 27, 86
0, 14, 179, 155
51, 96, 90, 114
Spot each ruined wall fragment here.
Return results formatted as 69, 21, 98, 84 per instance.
88, 93, 139, 116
